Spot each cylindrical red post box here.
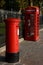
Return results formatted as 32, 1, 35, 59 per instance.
4, 18, 20, 63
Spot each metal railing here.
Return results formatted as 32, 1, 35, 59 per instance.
0, 9, 22, 22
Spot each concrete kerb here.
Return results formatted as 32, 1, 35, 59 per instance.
0, 28, 43, 53
39, 28, 43, 31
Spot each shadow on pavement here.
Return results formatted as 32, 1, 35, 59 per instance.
0, 56, 5, 62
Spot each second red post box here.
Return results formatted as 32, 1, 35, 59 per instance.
4, 18, 20, 63
24, 6, 39, 41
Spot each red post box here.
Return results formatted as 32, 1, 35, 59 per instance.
4, 18, 20, 63
24, 6, 39, 41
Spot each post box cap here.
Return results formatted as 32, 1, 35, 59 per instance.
4, 18, 20, 23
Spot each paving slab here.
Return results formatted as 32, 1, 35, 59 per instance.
0, 31, 43, 65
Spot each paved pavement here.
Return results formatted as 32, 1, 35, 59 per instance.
0, 30, 43, 65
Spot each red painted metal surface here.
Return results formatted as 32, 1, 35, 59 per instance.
4, 18, 20, 53
24, 6, 39, 41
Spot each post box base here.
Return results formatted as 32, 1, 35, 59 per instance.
5, 52, 19, 63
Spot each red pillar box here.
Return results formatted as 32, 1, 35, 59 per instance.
4, 18, 20, 63
24, 6, 39, 41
